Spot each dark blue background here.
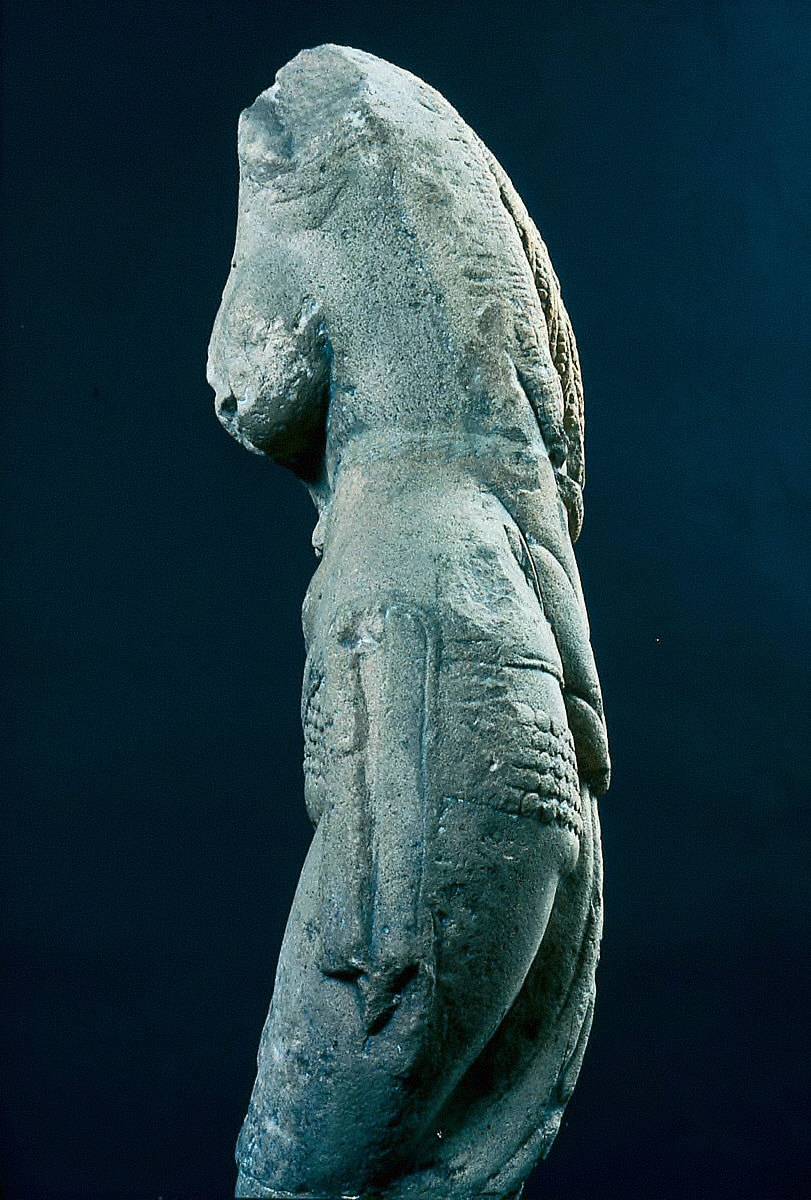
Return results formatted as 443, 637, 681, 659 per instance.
2, 1, 809, 1197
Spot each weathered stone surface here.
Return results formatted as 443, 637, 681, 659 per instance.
207, 44, 609, 1200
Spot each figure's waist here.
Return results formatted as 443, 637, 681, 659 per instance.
328, 425, 547, 484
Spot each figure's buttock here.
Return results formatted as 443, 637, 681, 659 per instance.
433, 639, 582, 836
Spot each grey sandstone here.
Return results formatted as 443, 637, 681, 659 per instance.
207, 44, 610, 1200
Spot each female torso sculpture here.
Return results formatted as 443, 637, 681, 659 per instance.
207, 45, 609, 1200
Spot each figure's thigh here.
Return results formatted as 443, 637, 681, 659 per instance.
237, 801, 576, 1198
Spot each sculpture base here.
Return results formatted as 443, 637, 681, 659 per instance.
235, 1175, 524, 1200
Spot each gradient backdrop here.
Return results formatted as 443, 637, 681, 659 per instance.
2, 2, 809, 1197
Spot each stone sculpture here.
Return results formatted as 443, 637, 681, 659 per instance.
207, 44, 610, 1200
